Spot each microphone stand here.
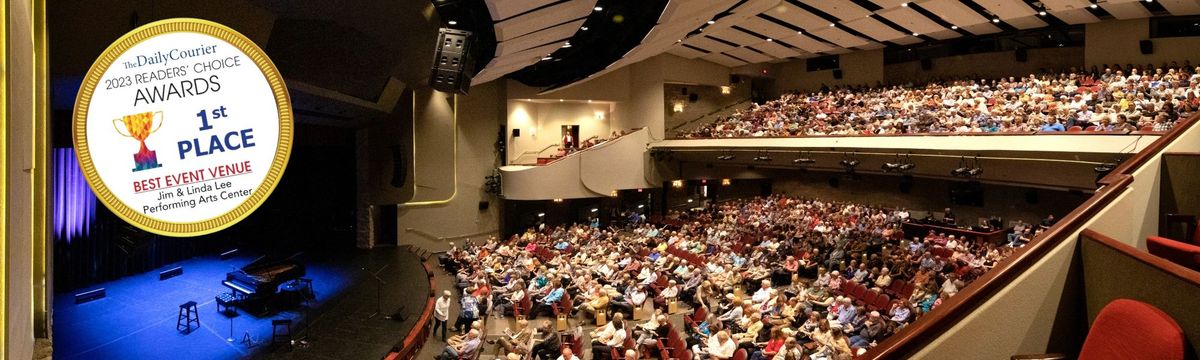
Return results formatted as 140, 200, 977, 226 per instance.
367, 264, 389, 319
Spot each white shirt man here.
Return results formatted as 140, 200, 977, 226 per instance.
435, 291, 451, 322
752, 280, 773, 304
707, 331, 738, 359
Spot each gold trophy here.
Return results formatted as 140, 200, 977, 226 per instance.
113, 111, 165, 172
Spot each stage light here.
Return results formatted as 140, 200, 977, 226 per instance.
792, 157, 816, 164
966, 168, 983, 177
912, 32, 919, 36
720, 86, 732, 94
717, 150, 737, 161
537, 213, 546, 217
882, 162, 901, 172
687, 199, 694, 203
591, 208, 599, 212
637, 204, 645, 209
581, 26, 589, 31
753, 151, 773, 162
951, 167, 969, 177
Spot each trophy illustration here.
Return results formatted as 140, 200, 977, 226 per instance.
113, 111, 165, 172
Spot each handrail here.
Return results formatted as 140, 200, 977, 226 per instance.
389, 249, 437, 360
528, 127, 647, 166
861, 110, 1198, 359
511, 143, 561, 165
663, 130, 1170, 140
668, 97, 753, 133
1081, 228, 1200, 287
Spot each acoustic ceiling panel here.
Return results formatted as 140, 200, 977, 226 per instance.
809, 26, 872, 48
485, 0, 559, 21
702, 52, 749, 66
708, 28, 764, 45
751, 39, 805, 58
728, 46, 776, 63
919, 0, 993, 29
684, 35, 738, 53
878, 7, 947, 35
740, 16, 807, 40
668, 45, 710, 59
763, 2, 834, 30
841, 16, 909, 42
1100, 0, 1153, 19
493, 0, 597, 41
799, 0, 873, 20
1157, 0, 1200, 15
777, 34, 837, 53
496, 19, 585, 56
1047, 8, 1100, 24
1005, 15, 1050, 29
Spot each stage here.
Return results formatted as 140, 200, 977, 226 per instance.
53, 246, 431, 360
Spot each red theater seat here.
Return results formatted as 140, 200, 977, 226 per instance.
1067, 125, 1083, 132
1146, 236, 1200, 272
1013, 299, 1184, 360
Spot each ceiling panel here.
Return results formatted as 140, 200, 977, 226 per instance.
799, 0, 873, 20
919, 0, 992, 29
702, 52, 749, 67
1005, 15, 1050, 29
890, 36, 923, 45
751, 39, 805, 58
763, 3, 833, 30
1039, 0, 1095, 11
1047, 8, 1100, 24
961, 22, 1004, 35
1100, 0, 1153, 19
777, 34, 837, 53
1157, 0, 1200, 15
973, 0, 1038, 19
485, 0, 559, 21
668, 45, 710, 59
809, 26, 872, 48
496, 19, 584, 56
857, 42, 887, 50
728, 46, 776, 63
925, 29, 962, 40
708, 28, 764, 45
684, 35, 738, 53
740, 17, 807, 40
493, 0, 597, 40
878, 7, 947, 34
870, 0, 910, 8
841, 16, 909, 42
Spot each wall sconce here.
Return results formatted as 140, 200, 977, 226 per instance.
721, 178, 732, 186
720, 86, 732, 95
671, 180, 684, 188
610, 190, 619, 197
672, 102, 685, 113
595, 111, 606, 120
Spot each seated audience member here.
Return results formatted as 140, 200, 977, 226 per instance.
530, 320, 561, 360
693, 330, 738, 360
491, 319, 533, 358
557, 347, 580, 360
437, 329, 480, 360
848, 312, 885, 348
591, 315, 626, 360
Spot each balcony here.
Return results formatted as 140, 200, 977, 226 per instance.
499, 128, 656, 200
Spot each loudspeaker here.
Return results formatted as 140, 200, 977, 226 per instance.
730, 74, 741, 84
1139, 40, 1153, 55
75, 288, 107, 304
920, 58, 933, 71
430, 28, 474, 94
478, 201, 489, 211
390, 145, 406, 188
511, 128, 520, 137
832, 69, 843, 79
899, 175, 913, 194
159, 266, 184, 281
688, 93, 699, 102
1015, 48, 1027, 62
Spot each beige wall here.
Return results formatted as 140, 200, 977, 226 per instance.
886, 47, 1084, 85
1085, 18, 1200, 68
506, 100, 613, 163
773, 50, 885, 93
664, 83, 750, 133
773, 174, 1085, 226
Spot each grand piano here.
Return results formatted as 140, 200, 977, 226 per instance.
222, 254, 306, 314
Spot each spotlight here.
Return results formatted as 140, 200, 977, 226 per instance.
839, 160, 859, 167
591, 208, 599, 212
1038, 11, 1047, 16
951, 25, 959, 30
707, 20, 715, 24
951, 156, 983, 178
1094, 162, 1117, 173
537, 213, 545, 217
966, 168, 983, 177
992, 18, 1001, 23
901, 2, 909, 6
951, 167, 969, 177
581, 26, 589, 31
792, 157, 816, 165
882, 153, 916, 173
839, 153, 860, 174
753, 151, 773, 162
912, 32, 920, 36
899, 163, 916, 171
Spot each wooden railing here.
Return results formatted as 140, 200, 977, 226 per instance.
859, 112, 1197, 359
384, 254, 438, 360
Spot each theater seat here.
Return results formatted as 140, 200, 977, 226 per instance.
1146, 236, 1200, 272
1012, 299, 1184, 360
1067, 126, 1083, 132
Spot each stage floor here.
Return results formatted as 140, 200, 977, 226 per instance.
53, 247, 429, 360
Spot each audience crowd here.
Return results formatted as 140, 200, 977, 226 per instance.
681, 63, 1197, 138
438, 195, 1023, 360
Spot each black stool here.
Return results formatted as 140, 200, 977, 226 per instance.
177, 301, 200, 334
215, 293, 236, 316
271, 319, 292, 345
296, 278, 314, 299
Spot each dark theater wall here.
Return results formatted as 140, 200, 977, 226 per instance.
772, 172, 1088, 227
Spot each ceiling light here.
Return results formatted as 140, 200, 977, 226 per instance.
707, 20, 716, 24
563, 42, 571, 48
951, 25, 959, 30
829, 23, 836, 27
558, 99, 564, 102
541, 55, 552, 60
1090, 3, 1098, 8
1145, 0, 1153, 2
581, 26, 589, 31
797, 30, 804, 34
766, 38, 774, 42
1038, 11, 1047, 15
677, 39, 682, 42
448, 20, 458, 25
591, 208, 598, 212
992, 18, 1000, 23
912, 32, 919, 36
537, 213, 545, 217
593, 6, 603, 11
901, 2, 909, 6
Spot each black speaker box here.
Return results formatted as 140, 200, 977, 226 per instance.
478, 201, 489, 211
159, 266, 184, 281
430, 28, 474, 94
832, 69, 844, 79
1139, 40, 1153, 55
511, 128, 520, 137
730, 74, 741, 84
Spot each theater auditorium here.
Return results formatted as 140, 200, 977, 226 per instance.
1, 0, 1199, 359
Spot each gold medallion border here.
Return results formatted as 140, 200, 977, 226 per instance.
72, 18, 293, 237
